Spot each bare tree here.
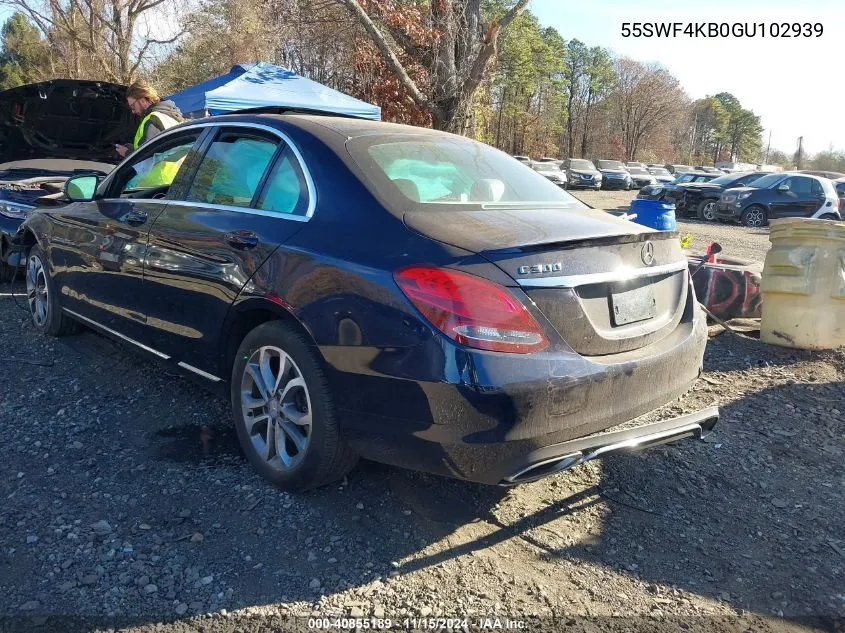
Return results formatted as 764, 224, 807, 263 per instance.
1, 0, 186, 83
611, 58, 685, 161
337, 0, 529, 132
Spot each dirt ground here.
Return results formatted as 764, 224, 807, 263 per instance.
1, 204, 843, 633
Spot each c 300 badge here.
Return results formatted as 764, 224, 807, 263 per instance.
517, 262, 562, 275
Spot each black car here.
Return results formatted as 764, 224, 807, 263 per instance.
714, 172, 840, 227
15, 113, 718, 491
594, 159, 632, 190
638, 171, 721, 203
658, 171, 768, 221
561, 158, 602, 189
0, 80, 132, 279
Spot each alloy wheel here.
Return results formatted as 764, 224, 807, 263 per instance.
26, 255, 49, 327
240, 345, 312, 471
701, 201, 716, 221
744, 207, 765, 227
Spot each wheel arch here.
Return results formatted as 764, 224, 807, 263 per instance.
219, 296, 320, 384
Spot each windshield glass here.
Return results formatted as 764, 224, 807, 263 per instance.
743, 173, 783, 189
675, 173, 695, 183
708, 174, 743, 185
532, 163, 558, 172
349, 135, 586, 208
649, 168, 670, 175
569, 159, 595, 170
627, 167, 649, 175
596, 160, 624, 170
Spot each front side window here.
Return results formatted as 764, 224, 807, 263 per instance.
185, 131, 278, 207
784, 177, 812, 195
107, 131, 201, 198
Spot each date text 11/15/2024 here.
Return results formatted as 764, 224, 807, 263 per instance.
307, 617, 527, 630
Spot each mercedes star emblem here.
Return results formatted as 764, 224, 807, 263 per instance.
641, 241, 655, 266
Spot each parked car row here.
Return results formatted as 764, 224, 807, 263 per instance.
510, 156, 725, 191
637, 169, 841, 226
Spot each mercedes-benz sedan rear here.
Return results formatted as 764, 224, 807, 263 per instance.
17, 114, 717, 491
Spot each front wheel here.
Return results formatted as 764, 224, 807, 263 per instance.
741, 205, 768, 228
697, 199, 718, 221
231, 320, 357, 492
26, 246, 81, 336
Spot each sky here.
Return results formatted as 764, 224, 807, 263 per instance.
531, 0, 844, 156
2, 1, 841, 155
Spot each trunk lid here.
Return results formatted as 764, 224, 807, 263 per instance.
405, 207, 691, 356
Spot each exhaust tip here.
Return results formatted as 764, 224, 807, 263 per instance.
503, 452, 583, 485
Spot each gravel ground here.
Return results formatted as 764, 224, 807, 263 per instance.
571, 189, 771, 268
1, 226, 843, 633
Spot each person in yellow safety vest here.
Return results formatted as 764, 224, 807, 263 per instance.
115, 80, 183, 159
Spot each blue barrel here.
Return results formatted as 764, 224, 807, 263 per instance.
629, 199, 677, 231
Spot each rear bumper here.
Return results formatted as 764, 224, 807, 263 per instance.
329, 301, 710, 485
498, 407, 719, 484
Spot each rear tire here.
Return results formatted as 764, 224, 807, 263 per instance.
26, 246, 81, 336
818, 214, 838, 221
697, 199, 718, 221
231, 320, 357, 492
741, 205, 768, 228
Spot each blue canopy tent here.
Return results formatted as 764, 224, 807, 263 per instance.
165, 62, 381, 120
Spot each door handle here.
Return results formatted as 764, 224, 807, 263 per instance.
224, 230, 259, 249
125, 210, 148, 226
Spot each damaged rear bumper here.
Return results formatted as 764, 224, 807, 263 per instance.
498, 406, 719, 484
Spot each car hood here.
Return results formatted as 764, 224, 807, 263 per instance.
570, 169, 601, 177
404, 206, 649, 253
598, 169, 628, 175
721, 186, 754, 196
0, 80, 135, 164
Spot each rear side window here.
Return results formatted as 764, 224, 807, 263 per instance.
185, 131, 277, 207
810, 179, 823, 195
255, 147, 310, 216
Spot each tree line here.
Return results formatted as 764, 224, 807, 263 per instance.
0, 0, 832, 169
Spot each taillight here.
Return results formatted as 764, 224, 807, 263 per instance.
393, 266, 549, 354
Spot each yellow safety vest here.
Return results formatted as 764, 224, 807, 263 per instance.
133, 111, 179, 150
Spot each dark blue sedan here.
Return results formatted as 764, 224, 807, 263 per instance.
15, 113, 718, 491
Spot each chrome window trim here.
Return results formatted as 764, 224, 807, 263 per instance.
178, 361, 222, 382
102, 120, 316, 221
516, 259, 688, 288
62, 308, 171, 359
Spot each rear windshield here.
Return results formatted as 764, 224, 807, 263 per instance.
348, 135, 586, 208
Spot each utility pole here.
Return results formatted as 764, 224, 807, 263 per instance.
764, 130, 772, 164
688, 111, 698, 164
796, 136, 804, 170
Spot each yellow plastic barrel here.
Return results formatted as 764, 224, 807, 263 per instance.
760, 218, 845, 349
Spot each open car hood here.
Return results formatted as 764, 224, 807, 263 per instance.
0, 80, 136, 164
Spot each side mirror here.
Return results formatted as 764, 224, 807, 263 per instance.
777, 183, 790, 192
64, 175, 99, 202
